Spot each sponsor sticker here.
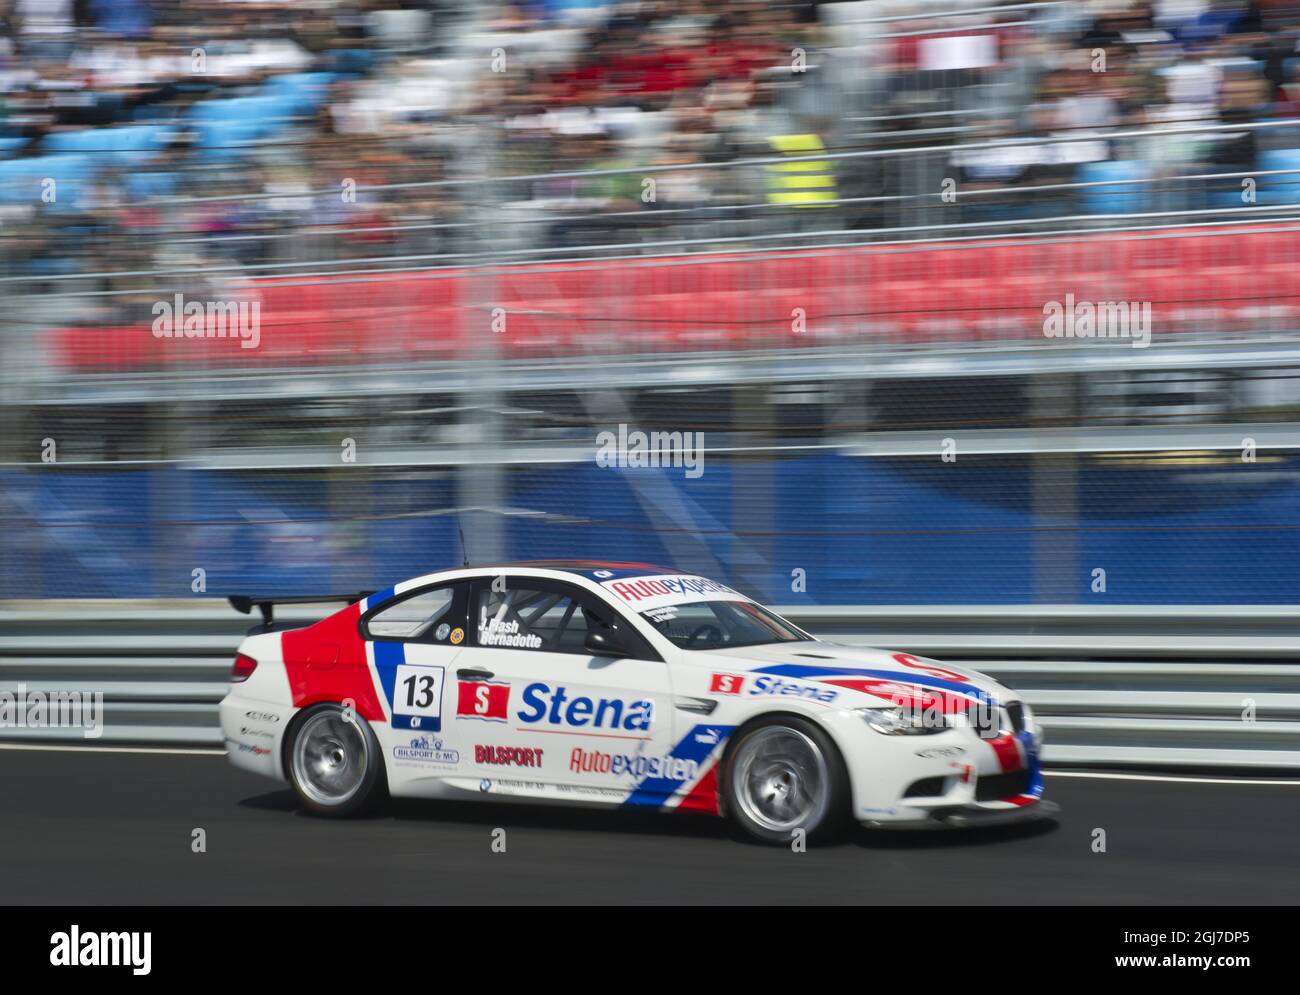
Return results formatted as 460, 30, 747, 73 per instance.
892, 652, 970, 683
479, 777, 547, 796
601, 574, 747, 612
475, 744, 544, 767
555, 783, 629, 800
457, 679, 510, 722
569, 747, 699, 783
915, 746, 966, 759
709, 673, 745, 695
225, 737, 271, 757
517, 682, 654, 733
747, 675, 838, 704
450, 627, 465, 645
393, 734, 460, 766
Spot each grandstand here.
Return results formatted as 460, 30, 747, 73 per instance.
2, 0, 1299, 604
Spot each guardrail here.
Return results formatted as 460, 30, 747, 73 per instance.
2, 601, 1297, 770
797, 605, 1300, 769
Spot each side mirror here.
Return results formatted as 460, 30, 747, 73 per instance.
584, 627, 628, 658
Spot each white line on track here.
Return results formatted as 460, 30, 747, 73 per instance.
0, 744, 1297, 784
1045, 770, 1300, 786
0, 742, 223, 756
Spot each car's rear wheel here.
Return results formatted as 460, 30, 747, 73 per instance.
722, 716, 849, 845
287, 704, 386, 817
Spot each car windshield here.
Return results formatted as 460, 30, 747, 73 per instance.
638, 599, 811, 650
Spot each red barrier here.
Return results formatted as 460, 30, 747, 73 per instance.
49, 224, 1300, 371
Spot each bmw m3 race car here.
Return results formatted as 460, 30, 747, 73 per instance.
221, 562, 1058, 843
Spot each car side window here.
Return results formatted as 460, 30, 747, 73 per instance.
472, 579, 654, 659
645, 602, 717, 644
363, 584, 466, 643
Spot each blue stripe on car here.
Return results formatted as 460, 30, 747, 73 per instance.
622, 724, 736, 808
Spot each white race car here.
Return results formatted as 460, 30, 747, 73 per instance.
222, 562, 1057, 843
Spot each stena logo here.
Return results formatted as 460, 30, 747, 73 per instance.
517, 682, 654, 732
749, 675, 838, 704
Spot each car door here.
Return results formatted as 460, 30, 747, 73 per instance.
360, 581, 471, 786
444, 575, 678, 806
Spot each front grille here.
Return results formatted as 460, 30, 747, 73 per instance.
1005, 701, 1026, 733
974, 768, 1031, 802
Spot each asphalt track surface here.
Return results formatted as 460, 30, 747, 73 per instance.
1, 748, 1297, 904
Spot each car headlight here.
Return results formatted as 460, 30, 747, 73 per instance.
857, 706, 950, 736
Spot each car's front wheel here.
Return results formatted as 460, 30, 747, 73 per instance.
722, 716, 849, 845
286, 703, 386, 817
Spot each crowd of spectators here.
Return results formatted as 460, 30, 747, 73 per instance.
4, 0, 1300, 320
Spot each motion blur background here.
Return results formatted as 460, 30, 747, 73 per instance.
2, 0, 1299, 604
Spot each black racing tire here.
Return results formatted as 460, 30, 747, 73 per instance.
721, 714, 851, 846
285, 703, 387, 817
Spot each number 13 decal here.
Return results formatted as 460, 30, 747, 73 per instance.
392, 663, 445, 730
404, 673, 438, 708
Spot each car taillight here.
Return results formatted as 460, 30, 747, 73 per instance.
231, 653, 258, 683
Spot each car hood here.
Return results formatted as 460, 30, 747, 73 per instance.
694, 641, 1013, 706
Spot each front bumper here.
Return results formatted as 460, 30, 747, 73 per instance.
822, 707, 1054, 828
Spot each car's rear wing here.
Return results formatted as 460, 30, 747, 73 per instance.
228, 592, 374, 631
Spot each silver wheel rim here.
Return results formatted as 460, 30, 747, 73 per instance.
291, 710, 369, 806
731, 726, 829, 833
